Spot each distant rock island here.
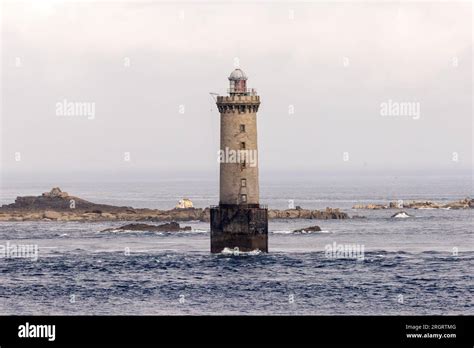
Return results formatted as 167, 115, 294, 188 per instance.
0, 187, 350, 222
101, 222, 192, 233
353, 199, 473, 210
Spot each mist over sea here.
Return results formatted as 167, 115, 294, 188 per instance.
0, 175, 472, 315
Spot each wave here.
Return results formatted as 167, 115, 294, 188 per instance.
392, 212, 411, 218
54, 233, 69, 237
191, 229, 208, 233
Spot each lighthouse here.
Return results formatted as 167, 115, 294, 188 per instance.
210, 68, 268, 253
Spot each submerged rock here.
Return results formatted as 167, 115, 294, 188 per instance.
102, 222, 192, 233
293, 225, 321, 233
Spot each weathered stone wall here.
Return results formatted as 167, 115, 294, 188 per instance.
210, 205, 268, 253
217, 95, 260, 205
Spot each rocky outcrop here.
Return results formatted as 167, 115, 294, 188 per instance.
0, 188, 211, 222
353, 198, 472, 210
352, 203, 387, 210
42, 211, 62, 220
2, 187, 132, 213
268, 207, 348, 220
42, 187, 69, 198
101, 222, 191, 233
440, 198, 472, 210
1, 188, 471, 222
312, 208, 348, 219
0, 188, 350, 222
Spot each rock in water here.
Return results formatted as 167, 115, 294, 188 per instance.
391, 211, 412, 218
442, 198, 472, 209
101, 222, 192, 232
354, 199, 472, 210
352, 203, 387, 210
42, 211, 61, 220
42, 187, 69, 198
293, 225, 322, 233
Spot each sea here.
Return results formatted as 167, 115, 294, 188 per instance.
0, 175, 472, 315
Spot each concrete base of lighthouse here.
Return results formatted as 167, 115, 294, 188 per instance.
210, 205, 268, 253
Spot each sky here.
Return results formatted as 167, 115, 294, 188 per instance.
0, 0, 472, 183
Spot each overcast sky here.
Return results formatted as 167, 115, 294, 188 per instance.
1, 0, 472, 182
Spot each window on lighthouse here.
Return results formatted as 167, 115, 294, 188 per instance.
241, 194, 247, 203
240, 124, 246, 132
240, 142, 246, 149
241, 178, 247, 187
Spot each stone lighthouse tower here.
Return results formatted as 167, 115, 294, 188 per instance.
210, 68, 268, 253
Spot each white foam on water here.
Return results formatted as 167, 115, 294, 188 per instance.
99, 229, 122, 233
221, 247, 262, 256
272, 230, 293, 234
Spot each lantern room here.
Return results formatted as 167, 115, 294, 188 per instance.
228, 68, 248, 94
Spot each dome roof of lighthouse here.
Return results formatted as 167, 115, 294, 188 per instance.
229, 68, 248, 81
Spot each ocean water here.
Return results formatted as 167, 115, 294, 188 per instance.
0, 176, 472, 315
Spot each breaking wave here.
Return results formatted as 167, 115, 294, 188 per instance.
221, 247, 262, 256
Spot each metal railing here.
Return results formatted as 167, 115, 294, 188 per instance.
227, 88, 257, 95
